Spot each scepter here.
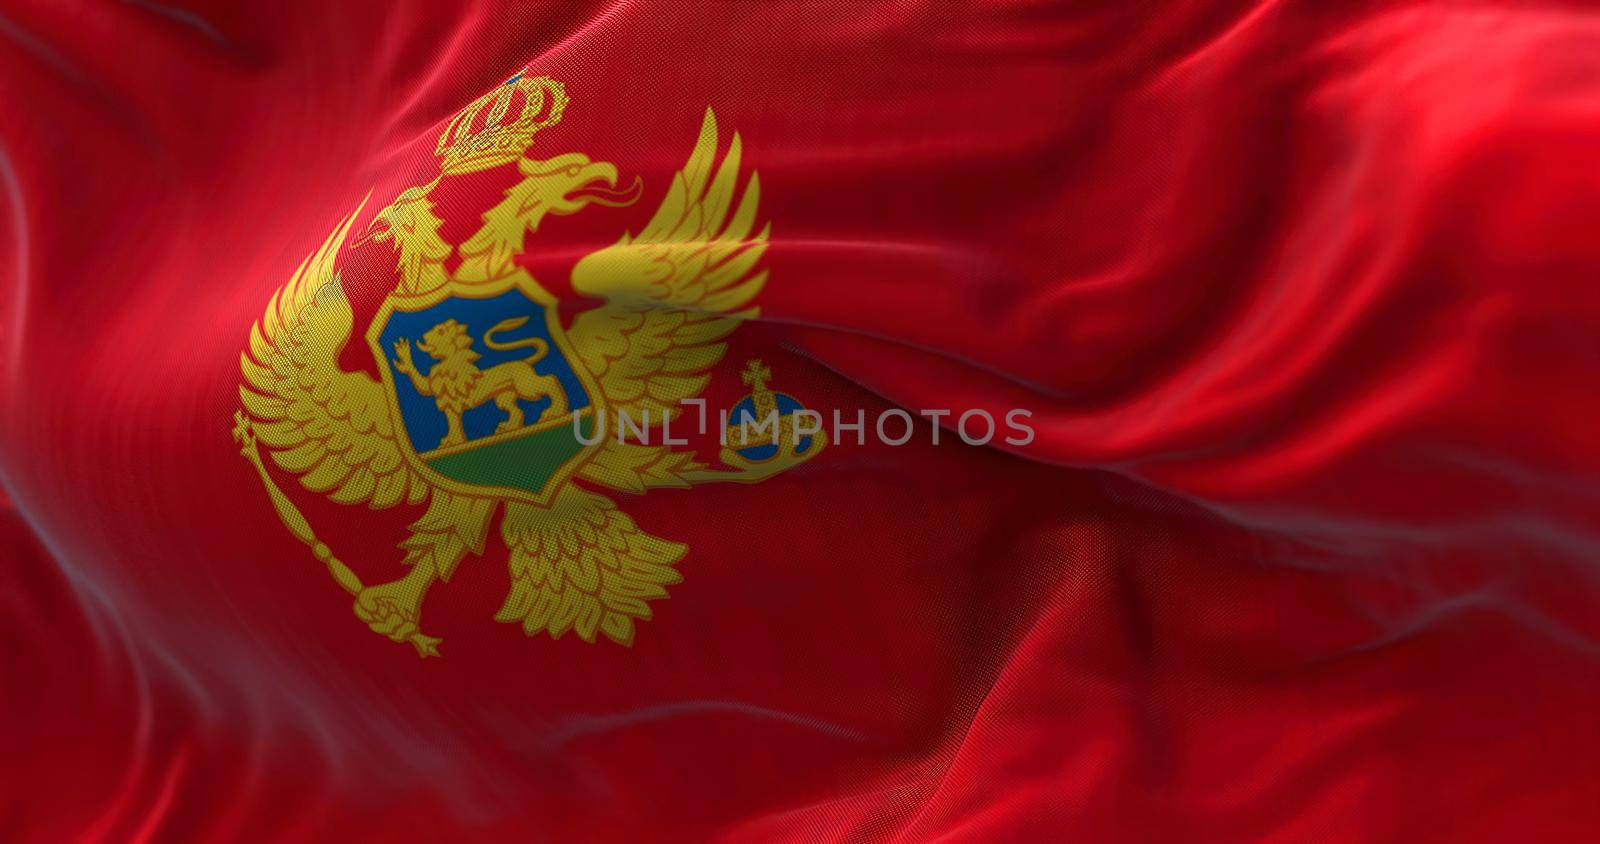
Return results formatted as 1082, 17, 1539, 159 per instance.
231, 411, 442, 657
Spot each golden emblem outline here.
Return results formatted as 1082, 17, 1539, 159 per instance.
233, 72, 826, 656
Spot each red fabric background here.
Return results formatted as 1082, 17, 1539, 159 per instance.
3, 1, 1599, 841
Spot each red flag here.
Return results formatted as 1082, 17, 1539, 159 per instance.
3, 2, 1600, 841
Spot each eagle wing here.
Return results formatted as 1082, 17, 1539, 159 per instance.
568, 108, 768, 492
238, 207, 428, 509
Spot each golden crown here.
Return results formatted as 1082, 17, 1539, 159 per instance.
435, 72, 568, 175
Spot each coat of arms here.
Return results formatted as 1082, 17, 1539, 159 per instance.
232, 73, 824, 655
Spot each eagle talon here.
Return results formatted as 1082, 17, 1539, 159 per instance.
354, 580, 440, 657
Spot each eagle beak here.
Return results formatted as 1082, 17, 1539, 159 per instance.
353, 216, 387, 247
570, 165, 643, 208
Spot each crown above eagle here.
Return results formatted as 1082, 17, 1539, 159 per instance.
435, 71, 568, 175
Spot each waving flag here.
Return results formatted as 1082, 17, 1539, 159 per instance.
3, 2, 1600, 841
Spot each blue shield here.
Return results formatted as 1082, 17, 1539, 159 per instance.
372, 287, 597, 499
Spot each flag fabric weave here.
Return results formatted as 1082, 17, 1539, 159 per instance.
3, 2, 1600, 841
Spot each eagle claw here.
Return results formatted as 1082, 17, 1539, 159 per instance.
354, 583, 442, 657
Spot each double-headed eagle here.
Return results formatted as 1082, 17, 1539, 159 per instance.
234, 92, 821, 656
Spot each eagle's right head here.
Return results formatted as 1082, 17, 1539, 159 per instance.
359, 184, 435, 247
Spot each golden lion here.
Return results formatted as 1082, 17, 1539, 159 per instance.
393, 316, 569, 450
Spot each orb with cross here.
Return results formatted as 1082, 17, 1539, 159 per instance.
725, 358, 817, 463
